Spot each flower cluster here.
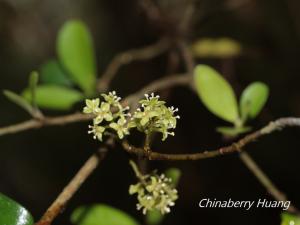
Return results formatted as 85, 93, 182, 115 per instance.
83, 91, 130, 141
83, 92, 179, 141
129, 93, 180, 140
129, 173, 178, 215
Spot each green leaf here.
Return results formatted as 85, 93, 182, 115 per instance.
194, 64, 239, 123
191, 38, 242, 58
40, 59, 73, 86
165, 168, 181, 187
0, 192, 34, 225
240, 82, 269, 121
22, 85, 83, 110
3, 90, 35, 116
57, 20, 96, 95
71, 204, 140, 225
29, 71, 39, 107
281, 212, 300, 225
146, 210, 163, 225
216, 126, 251, 137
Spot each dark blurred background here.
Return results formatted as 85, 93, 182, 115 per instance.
1, 0, 300, 224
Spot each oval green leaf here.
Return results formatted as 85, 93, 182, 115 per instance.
22, 85, 83, 110
194, 64, 239, 123
281, 212, 300, 225
240, 82, 269, 121
71, 204, 140, 225
57, 20, 96, 95
40, 59, 73, 87
0, 193, 34, 225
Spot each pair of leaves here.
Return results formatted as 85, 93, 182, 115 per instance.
34, 20, 96, 110
194, 65, 269, 135
0, 193, 33, 225
5, 20, 97, 111
71, 204, 139, 225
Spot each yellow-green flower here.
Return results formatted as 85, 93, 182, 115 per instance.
129, 173, 178, 215
88, 123, 105, 141
109, 117, 129, 139
83, 98, 100, 114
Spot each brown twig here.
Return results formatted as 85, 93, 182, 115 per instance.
96, 38, 172, 92
35, 146, 109, 225
139, 0, 161, 24
0, 113, 93, 137
124, 73, 191, 110
239, 151, 300, 215
177, 41, 195, 75
122, 117, 300, 160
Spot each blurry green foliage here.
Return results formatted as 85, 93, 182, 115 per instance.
71, 204, 140, 225
191, 38, 242, 58
22, 85, 83, 110
281, 212, 300, 225
40, 59, 73, 87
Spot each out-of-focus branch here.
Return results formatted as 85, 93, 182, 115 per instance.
35, 146, 108, 225
124, 73, 191, 110
177, 40, 195, 75
122, 117, 300, 161
239, 151, 300, 215
97, 38, 172, 92
139, 0, 161, 23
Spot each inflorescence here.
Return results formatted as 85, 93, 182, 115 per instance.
83, 92, 180, 141
129, 161, 178, 215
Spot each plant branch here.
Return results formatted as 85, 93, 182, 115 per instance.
239, 151, 300, 215
177, 40, 195, 75
97, 38, 172, 92
0, 74, 191, 138
124, 73, 191, 110
35, 146, 109, 225
122, 117, 300, 161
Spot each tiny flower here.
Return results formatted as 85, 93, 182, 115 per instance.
88, 123, 105, 141
101, 91, 121, 106
83, 98, 100, 114
109, 117, 129, 139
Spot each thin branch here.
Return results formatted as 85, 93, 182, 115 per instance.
0, 74, 191, 138
0, 113, 93, 137
177, 41, 195, 75
239, 151, 300, 215
122, 117, 300, 160
35, 146, 109, 225
124, 73, 191, 110
97, 38, 172, 92
139, 0, 161, 24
